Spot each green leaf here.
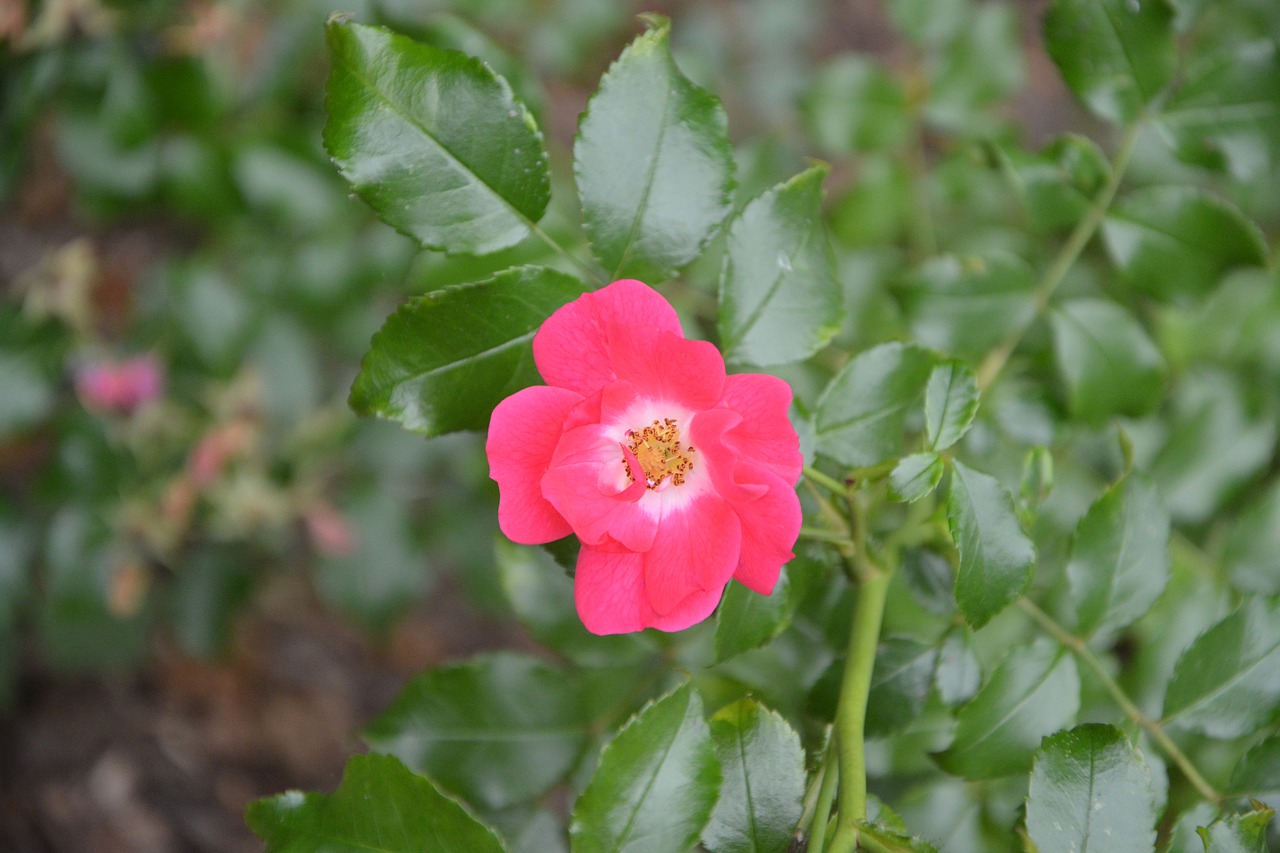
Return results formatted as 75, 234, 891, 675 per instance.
1149, 371, 1277, 523
854, 820, 941, 853
815, 342, 937, 469
1043, 0, 1176, 124
934, 629, 982, 706
363, 652, 592, 810
999, 134, 1110, 233
1049, 298, 1165, 423
349, 266, 589, 436
315, 490, 430, 630
324, 20, 549, 254
1159, 41, 1280, 179
947, 460, 1036, 630
1103, 186, 1268, 303
702, 699, 805, 853
934, 639, 1080, 779
247, 753, 508, 853
1065, 476, 1171, 638
1228, 735, 1280, 797
1162, 597, 1280, 738
867, 637, 938, 737
925, 361, 979, 451
889, 453, 944, 503
1223, 480, 1280, 596
718, 165, 842, 366
902, 548, 958, 617
571, 682, 720, 853
1025, 724, 1158, 853
899, 254, 1037, 361
574, 15, 733, 282
1197, 803, 1276, 853
801, 54, 910, 154
0, 352, 54, 437
714, 559, 817, 664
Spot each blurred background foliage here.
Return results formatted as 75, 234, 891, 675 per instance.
5, 0, 1280, 849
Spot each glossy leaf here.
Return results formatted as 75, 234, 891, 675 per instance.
934, 629, 982, 707
899, 254, 1037, 360
867, 637, 938, 737
1044, 0, 1176, 124
1049, 298, 1164, 423
889, 453, 944, 503
1162, 597, 1280, 738
854, 821, 940, 853
324, 20, 549, 254
718, 165, 842, 366
925, 361, 978, 451
571, 683, 720, 853
363, 652, 592, 810
714, 559, 818, 664
1025, 724, 1158, 853
247, 753, 508, 853
1196, 803, 1275, 853
1228, 735, 1280, 797
1065, 476, 1170, 637
1223, 480, 1280, 596
1103, 186, 1267, 303
702, 699, 805, 853
815, 342, 937, 469
349, 266, 589, 436
947, 460, 1036, 630
574, 15, 733, 283
934, 639, 1080, 779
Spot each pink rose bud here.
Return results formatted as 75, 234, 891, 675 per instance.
485, 280, 802, 635
305, 501, 357, 557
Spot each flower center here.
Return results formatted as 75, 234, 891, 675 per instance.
623, 417, 696, 490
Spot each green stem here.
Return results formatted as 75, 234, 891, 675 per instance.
1017, 598, 1222, 805
805, 465, 851, 498
800, 526, 857, 548
807, 738, 841, 853
826, 567, 893, 853
526, 219, 608, 287
976, 119, 1144, 392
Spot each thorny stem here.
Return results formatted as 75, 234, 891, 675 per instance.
1017, 597, 1222, 806
976, 118, 1144, 392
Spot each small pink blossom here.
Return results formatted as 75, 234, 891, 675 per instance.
305, 501, 358, 558
486, 280, 803, 635
76, 354, 164, 413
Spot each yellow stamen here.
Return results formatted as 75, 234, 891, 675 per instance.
621, 418, 696, 489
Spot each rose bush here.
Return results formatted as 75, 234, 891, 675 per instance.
486, 279, 802, 634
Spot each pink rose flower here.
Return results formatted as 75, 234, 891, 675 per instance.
486, 279, 803, 635
75, 353, 164, 413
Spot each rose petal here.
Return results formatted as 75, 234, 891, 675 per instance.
732, 470, 801, 595
486, 385, 579, 544
542, 423, 657, 552
574, 549, 650, 634
644, 493, 740, 615
636, 333, 726, 411
690, 408, 769, 505
574, 546, 726, 635
533, 279, 683, 396
719, 373, 803, 484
